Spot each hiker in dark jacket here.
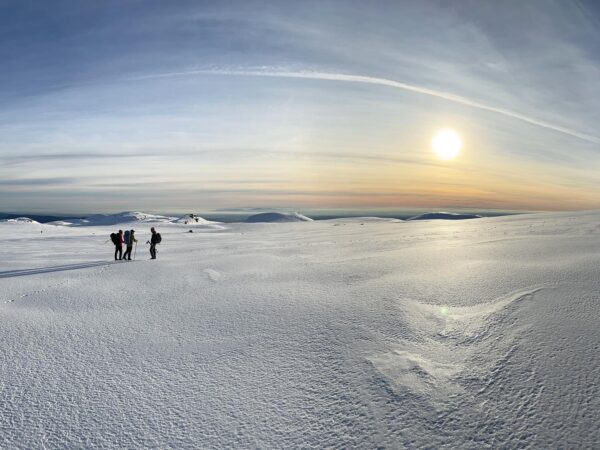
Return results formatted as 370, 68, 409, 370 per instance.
123, 229, 137, 260
114, 230, 124, 260
148, 227, 161, 259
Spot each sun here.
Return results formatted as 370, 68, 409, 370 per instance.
432, 128, 462, 160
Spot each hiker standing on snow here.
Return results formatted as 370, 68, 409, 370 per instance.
148, 227, 161, 259
114, 229, 124, 260
123, 229, 137, 261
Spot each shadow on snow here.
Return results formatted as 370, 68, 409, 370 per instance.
0, 261, 117, 279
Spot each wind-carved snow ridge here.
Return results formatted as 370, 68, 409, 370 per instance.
368, 287, 545, 404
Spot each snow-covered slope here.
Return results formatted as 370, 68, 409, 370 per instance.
173, 213, 216, 225
1, 211, 599, 448
245, 211, 313, 222
407, 211, 482, 220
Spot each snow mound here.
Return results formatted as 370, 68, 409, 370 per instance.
173, 214, 215, 225
245, 212, 313, 223
54, 211, 177, 226
1, 217, 40, 224
407, 212, 482, 221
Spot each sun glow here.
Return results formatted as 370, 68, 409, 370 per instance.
432, 128, 462, 160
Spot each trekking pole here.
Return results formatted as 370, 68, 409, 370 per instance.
134, 242, 138, 260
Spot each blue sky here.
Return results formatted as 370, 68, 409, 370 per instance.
1, 0, 599, 213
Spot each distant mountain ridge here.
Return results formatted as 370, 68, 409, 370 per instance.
0, 212, 82, 223
1, 210, 497, 225
245, 212, 313, 223
52, 211, 177, 226
0, 217, 40, 224
407, 212, 482, 221
41, 211, 220, 227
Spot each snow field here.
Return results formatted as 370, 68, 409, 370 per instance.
1, 211, 599, 448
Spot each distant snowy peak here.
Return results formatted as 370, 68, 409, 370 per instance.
173, 214, 214, 224
1, 217, 40, 224
245, 212, 314, 223
407, 212, 482, 221
54, 211, 176, 227
82, 211, 176, 225
46, 212, 224, 227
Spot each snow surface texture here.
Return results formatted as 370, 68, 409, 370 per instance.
407, 212, 482, 220
244, 211, 313, 222
1, 211, 599, 448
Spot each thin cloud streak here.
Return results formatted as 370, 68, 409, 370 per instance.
130, 69, 600, 146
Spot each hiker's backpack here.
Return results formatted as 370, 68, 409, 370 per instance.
124, 230, 130, 245
110, 233, 119, 245
155, 233, 162, 244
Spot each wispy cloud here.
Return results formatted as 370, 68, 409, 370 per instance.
0, 177, 82, 187
130, 68, 600, 145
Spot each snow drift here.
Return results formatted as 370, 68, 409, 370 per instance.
245, 212, 313, 223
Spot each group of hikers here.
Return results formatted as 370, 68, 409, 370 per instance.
110, 227, 162, 261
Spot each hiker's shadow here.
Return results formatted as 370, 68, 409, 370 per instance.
0, 261, 117, 279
